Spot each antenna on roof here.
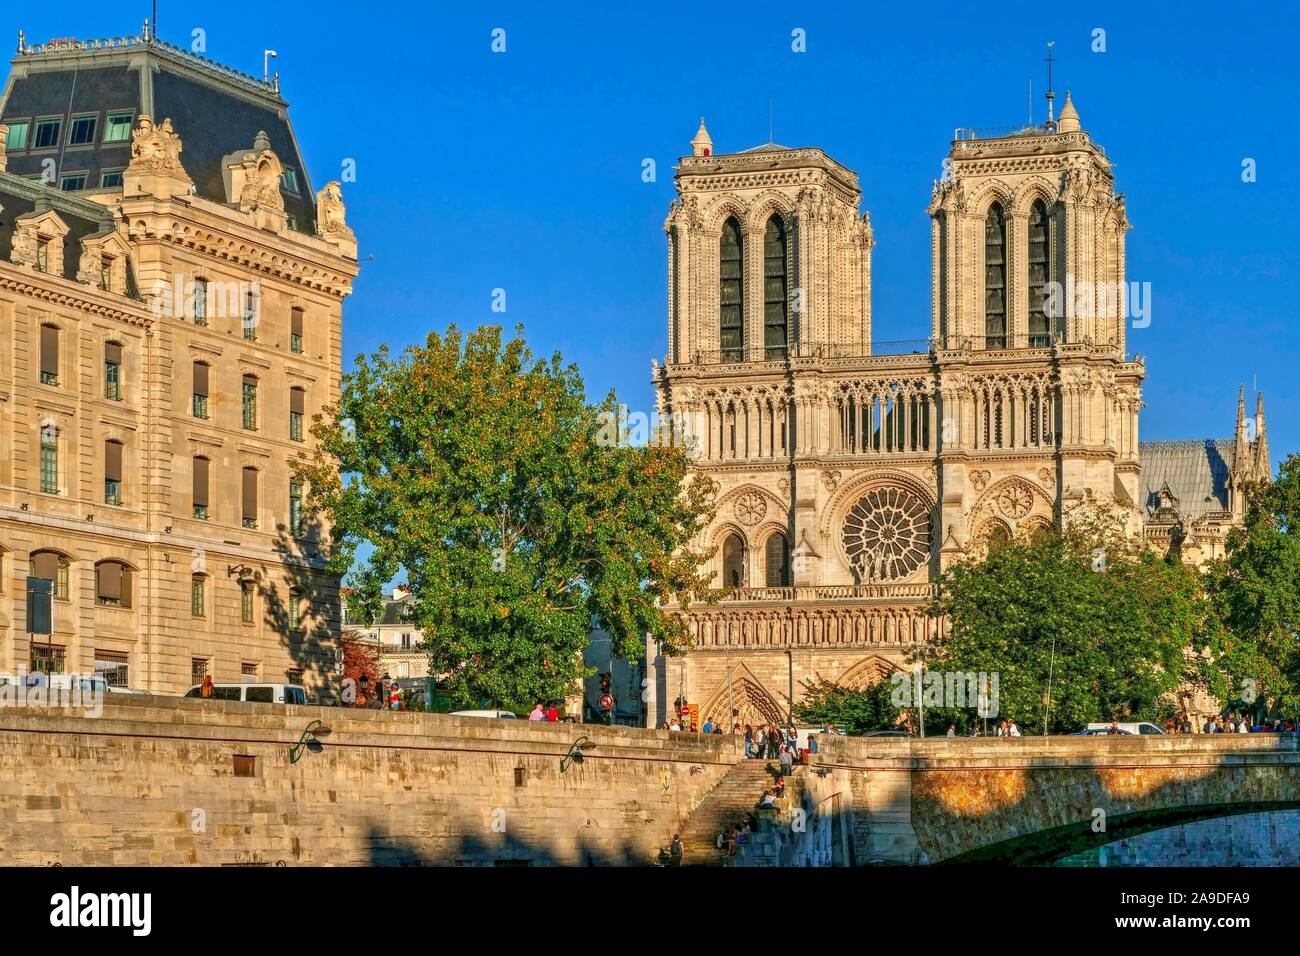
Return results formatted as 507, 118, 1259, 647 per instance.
1028, 80, 1033, 127
152, 0, 157, 40
1044, 40, 1057, 130
263, 49, 278, 84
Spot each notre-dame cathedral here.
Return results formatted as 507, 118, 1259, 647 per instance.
644, 94, 1270, 729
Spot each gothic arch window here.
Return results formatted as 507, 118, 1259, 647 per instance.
719, 217, 744, 362
722, 532, 745, 588
1028, 199, 1052, 347
984, 203, 1007, 348
763, 216, 788, 360
979, 521, 1011, 555
764, 532, 790, 587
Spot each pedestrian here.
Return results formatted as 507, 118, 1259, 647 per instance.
779, 744, 793, 775
200, 674, 213, 699
768, 725, 781, 759
702, 716, 714, 735
545, 702, 559, 722
772, 775, 786, 799
946, 724, 956, 737
669, 717, 682, 732
808, 733, 819, 755
669, 833, 683, 867
744, 725, 754, 758
1008, 721, 1022, 737
529, 703, 545, 721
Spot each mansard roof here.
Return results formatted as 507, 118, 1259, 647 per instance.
1138, 439, 1233, 523
0, 28, 316, 232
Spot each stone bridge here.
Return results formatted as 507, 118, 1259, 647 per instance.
812, 733, 1300, 865
1, 697, 1296, 865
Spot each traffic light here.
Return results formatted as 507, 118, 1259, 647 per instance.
599, 673, 611, 694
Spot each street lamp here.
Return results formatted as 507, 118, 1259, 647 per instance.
289, 720, 331, 764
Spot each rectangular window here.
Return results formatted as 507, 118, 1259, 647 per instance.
191, 658, 209, 685
95, 562, 128, 607
242, 290, 258, 340
35, 241, 48, 274
99, 169, 123, 188
242, 376, 258, 430
104, 440, 123, 506
60, 174, 87, 192
40, 432, 58, 494
105, 343, 122, 400
288, 593, 302, 630
280, 168, 299, 193
289, 388, 305, 441
68, 115, 97, 146
31, 644, 66, 675
192, 362, 209, 419
40, 325, 59, 385
193, 279, 208, 325
192, 457, 209, 519
290, 308, 304, 353
191, 577, 206, 618
240, 582, 254, 624
289, 480, 303, 536
103, 111, 132, 143
242, 468, 258, 529
99, 256, 112, 291
4, 123, 28, 151
94, 650, 129, 688
5, 121, 29, 150
241, 661, 260, 678
34, 119, 61, 149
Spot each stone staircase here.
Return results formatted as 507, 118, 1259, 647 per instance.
677, 760, 801, 867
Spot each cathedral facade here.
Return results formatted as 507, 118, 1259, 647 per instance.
644, 98, 1267, 730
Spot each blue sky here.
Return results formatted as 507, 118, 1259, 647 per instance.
21, 2, 1300, 461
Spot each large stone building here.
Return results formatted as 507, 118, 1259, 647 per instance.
645, 100, 1268, 729
0, 26, 358, 697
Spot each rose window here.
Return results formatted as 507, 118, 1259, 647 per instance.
734, 492, 767, 526
996, 481, 1034, 519
842, 487, 931, 582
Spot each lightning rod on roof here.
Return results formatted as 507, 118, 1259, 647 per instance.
1044, 40, 1056, 130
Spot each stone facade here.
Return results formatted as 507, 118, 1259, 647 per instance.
646, 100, 1254, 728
0, 32, 358, 698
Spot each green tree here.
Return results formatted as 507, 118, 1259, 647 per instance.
923, 504, 1214, 734
1208, 455, 1300, 715
299, 325, 716, 708
792, 676, 900, 735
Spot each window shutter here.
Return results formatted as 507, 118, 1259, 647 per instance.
105, 342, 122, 365
290, 388, 305, 415
98, 561, 122, 600
104, 441, 122, 482
193, 458, 209, 507
193, 362, 209, 395
242, 373, 257, 389
40, 326, 59, 376
291, 309, 303, 337
32, 552, 60, 581
242, 468, 258, 520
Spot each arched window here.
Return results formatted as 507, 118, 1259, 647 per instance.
980, 523, 1011, 556
721, 533, 745, 589
1028, 200, 1052, 346
984, 203, 1007, 348
764, 532, 790, 587
763, 216, 788, 360
94, 560, 133, 608
31, 550, 70, 600
719, 217, 744, 362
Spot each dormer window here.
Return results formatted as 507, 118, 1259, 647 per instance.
35, 239, 49, 273
68, 115, 97, 146
60, 174, 87, 192
280, 167, 299, 194
103, 112, 132, 144
33, 118, 61, 149
99, 256, 113, 291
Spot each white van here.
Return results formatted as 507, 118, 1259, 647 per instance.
450, 709, 517, 719
185, 683, 307, 705
1084, 721, 1164, 736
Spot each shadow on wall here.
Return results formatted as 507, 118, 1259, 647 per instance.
364, 823, 648, 868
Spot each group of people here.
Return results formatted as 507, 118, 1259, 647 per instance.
743, 723, 811, 760
527, 703, 561, 722
1200, 714, 1297, 734
941, 721, 1021, 736
714, 812, 760, 857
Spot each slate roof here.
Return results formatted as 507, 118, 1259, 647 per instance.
0, 32, 316, 232
1138, 439, 1235, 523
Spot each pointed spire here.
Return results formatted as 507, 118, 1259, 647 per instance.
1253, 391, 1270, 482
1057, 91, 1081, 133
690, 117, 713, 158
1230, 385, 1251, 518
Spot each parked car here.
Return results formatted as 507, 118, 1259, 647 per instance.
1083, 721, 1164, 735
184, 683, 306, 705
449, 709, 517, 719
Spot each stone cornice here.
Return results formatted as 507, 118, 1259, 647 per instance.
0, 263, 153, 329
